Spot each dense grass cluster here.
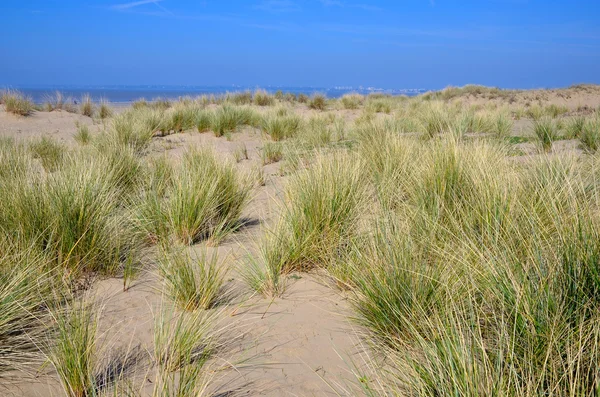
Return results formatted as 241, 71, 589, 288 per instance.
1, 90, 34, 116
248, 113, 600, 394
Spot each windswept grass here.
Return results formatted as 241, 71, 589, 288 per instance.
98, 99, 113, 120
260, 112, 301, 141
533, 117, 557, 152
308, 94, 327, 111
74, 123, 91, 145
80, 94, 95, 117
261, 141, 283, 164
153, 308, 220, 395
29, 136, 66, 172
340, 93, 364, 110
2, 90, 34, 116
158, 249, 229, 311
44, 91, 77, 113
580, 117, 600, 152
0, 237, 61, 376
247, 153, 366, 296
142, 148, 250, 246
253, 89, 275, 106
48, 301, 99, 397
211, 105, 260, 137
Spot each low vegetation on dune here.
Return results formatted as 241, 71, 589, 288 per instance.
2, 85, 600, 396
1, 90, 34, 116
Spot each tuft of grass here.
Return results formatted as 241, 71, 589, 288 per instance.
102, 107, 162, 152
29, 136, 66, 172
98, 99, 113, 120
340, 93, 364, 110
163, 148, 251, 245
0, 237, 61, 376
74, 123, 91, 145
158, 249, 228, 311
580, 118, 600, 152
366, 99, 392, 114
260, 113, 301, 141
48, 301, 99, 397
565, 116, 587, 139
164, 103, 201, 133
195, 109, 213, 133
308, 94, 327, 111
44, 91, 78, 113
253, 89, 275, 106
493, 112, 513, 139
233, 143, 248, 162
261, 141, 283, 164
533, 117, 557, 152
227, 91, 253, 105
132, 98, 148, 109
153, 308, 220, 395
2, 90, 34, 116
248, 153, 366, 296
80, 94, 94, 117
297, 93, 309, 104
211, 105, 260, 137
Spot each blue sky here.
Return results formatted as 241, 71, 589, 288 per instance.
1, 0, 599, 89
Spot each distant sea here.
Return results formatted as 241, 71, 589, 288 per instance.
4, 85, 426, 104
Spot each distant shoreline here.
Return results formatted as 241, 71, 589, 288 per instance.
0, 86, 426, 104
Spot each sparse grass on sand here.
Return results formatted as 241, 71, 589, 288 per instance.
4, 86, 600, 396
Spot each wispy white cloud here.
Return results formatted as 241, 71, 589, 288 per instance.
111, 0, 162, 11
318, 0, 382, 12
254, 0, 300, 13
111, 0, 173, 16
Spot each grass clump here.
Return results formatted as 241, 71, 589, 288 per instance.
195, 109, 213, 133
29, 136, 66, 172
211, 105, 260, 137
158, 249, 228, 311
103, 107, 162, 152
80, 94, 94, 117
565, 115, 587, 139
261, 141, 283, 164
253, 89, 275, 106
366, 99, 392, 114
0, 238, 61, 375
227, 91, 252, 105
74, 123, 91, 145
340, 93, 364, 110
98, 99, 112, 120
493, 112, 513, 138
48, 301, 99, 397
308, 94, 327, 111
247, 153, 366, 296
297, 93, 309, 104
2, 90, 34, 116
533, 117, 558, 152
147, 148, 250, 245
260, 113, 301, 141
153, 309, 220, 395
580, 117, 600, 152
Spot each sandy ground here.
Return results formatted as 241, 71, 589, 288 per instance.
1, 86, 598, 396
